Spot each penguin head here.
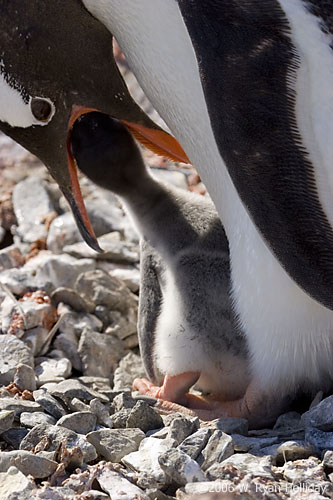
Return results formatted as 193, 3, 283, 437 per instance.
70, 112, 147, 197
0, 0, 188, 250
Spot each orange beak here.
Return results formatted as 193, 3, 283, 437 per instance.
66, 105, 189, 251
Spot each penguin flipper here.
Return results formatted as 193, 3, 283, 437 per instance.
138, 239, 164, 383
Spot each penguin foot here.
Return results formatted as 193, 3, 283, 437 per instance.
133, 376, 283, 428
133, 372, 200, 407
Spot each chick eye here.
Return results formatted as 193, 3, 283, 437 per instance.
31, 97, 53, 122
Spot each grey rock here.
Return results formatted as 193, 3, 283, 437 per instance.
85, 198, 131, 237
35, 450, 57, 462
20, 424, 97, 465
207, 453, 274, 480
0, 411, 15, 434
0, 450, 57, 478
49, 379, 109, 404
302, 396, 333, 431
323, 450, 333, 470
57, 411, 97, 434
250, 443, 282, 459
275, 440, 316, 463
47, 200, 126, 253
33, 390, 68, 420
35, 357, 72, 385
74, 492, 110, 500
147, 427, 169, 439
167, 415, 200, 445
58, 306, 103, 337
86, 428, 145, 462
64, 232, 139, 264
202, 417, 249, 436
93, 304, 111, 329
0, 466, 34, 499
122, 437, 176, 488
274, 411, 303, 430
109, 267, 140, 293
78, 377, 114, 402
27, 252, 95, 290
0, 245, 24, 272
122, 332, 139, 350
79, 376, 113, 393
305, 426, 333, 452
78, 329, 124, 379
51, 287, 95, 313
279, 457, 326, 485
89, 399, 112, 427
146, 489, 175, 500
53, 331, 81, 371
201, 430, 234, 471
178, 427, 212, 461
14, 364, 36, 392
105, 309, 138, 342
46, 212, 83, 253
110, 409, 132, 429
96, 464, 149, 500
68, 398, 90, 413
2, 429, 29, 448
21, 327, 50, 357
231, 433, 279, 453
16, 486, 77, 500
13, 176, 54, 243
113, 352, 146, 391
136, 471, 167, 491
0, 268, 36, 296
0, 398, 41, 417
113, 392, 137, 411
75, 269, 138, 312
0, 335, 34, 386
126, 400, 164, 432
20, 411, 56, 428
158, 448, 205, 486
1, 295, 56, 336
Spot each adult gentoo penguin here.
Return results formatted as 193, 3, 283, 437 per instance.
79, 0, 333, 424
0, 0, 188, 250
1, 1, 333, 425
70, 112, 251, 423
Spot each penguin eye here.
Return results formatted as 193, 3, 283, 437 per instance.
30, 98, 54, 122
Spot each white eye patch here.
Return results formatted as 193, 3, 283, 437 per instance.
0, 71, 55, 128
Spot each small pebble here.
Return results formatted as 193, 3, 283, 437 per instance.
0, 450, 57, 478
126, 400, 164, 432
86, 428, 145, 462
14, 364, 37, 392
158, 448, 205, 486
20, 411, 56, 428
0, 411, 15, 435
56, 411, 97, 434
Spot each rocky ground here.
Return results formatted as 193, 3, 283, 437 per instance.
0, 48, 332, 500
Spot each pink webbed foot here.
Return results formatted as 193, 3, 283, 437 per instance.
133, 372, 200, 407
133, 373, 229, 419
133, 374, 285, 428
